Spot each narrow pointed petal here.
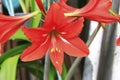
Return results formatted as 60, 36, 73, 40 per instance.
50, 47, 64, 74
36, 0, 46, 14
60, 37, 89, 57
59, 17, 84, 38
117, 37, 120, 46
22, 27, 48, 42
21, 39, 50, 61
43, 3, 68, 30
82, 12, 117, 23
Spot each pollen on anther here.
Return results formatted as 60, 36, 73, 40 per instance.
58, 50, 61, 53
50, 48, 55, 53
56, 47, 59, 51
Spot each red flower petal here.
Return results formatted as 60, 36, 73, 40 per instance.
0, 12, 37, 44
0, 15, 24, 44
79, 0, 115, 23
50, 47, 64, 74
22, 27, 48, 42
43, 3, 68, 31
21, 39, 50, 61
97, 0, 112, 11
59, 37, 89, 57
0, 25, 20, 44
59, 17, 84, 38
117, 37, 120, 46
81, 12, 117, 23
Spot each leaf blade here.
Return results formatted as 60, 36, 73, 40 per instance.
0, 55, 20, 80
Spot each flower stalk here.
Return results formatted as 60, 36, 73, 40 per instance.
44, 52, 50, 80
109, 9, 119, 16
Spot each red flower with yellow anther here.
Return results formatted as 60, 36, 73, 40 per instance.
58, 0, 119, 23
21, 3, 89, 74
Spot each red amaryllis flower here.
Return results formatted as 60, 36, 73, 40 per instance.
21, 3, 89, 74
0, 11, 39, 45
116, 37, 120, 46
58, 0, 119, 23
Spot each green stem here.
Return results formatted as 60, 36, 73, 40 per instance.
109, 9, 118, 15
86, 23, 101, 46
65, 23, 101, 80
19, 0, 28, 13
25, 0, 30, 12
44, 52, 50, 80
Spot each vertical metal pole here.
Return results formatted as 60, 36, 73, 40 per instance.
112, 3, 120, 80
97, 0, 119, 80
0, 0, 2, 12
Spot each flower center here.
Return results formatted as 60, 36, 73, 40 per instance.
50, 30, 59, 38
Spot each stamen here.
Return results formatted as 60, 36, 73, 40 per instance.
58, 50, 61, 53
50, 48, 55, 53
56, 47, 59, 51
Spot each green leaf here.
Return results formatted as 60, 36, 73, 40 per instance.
49, 64, 57, 80
29, 0, 42, 28
0, 55, 20, 80
62, 63, 67, 80
25, 0, 30, 12
10, 29, 29, 41
0, 43, 30, 63
19, 0, 28, 13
